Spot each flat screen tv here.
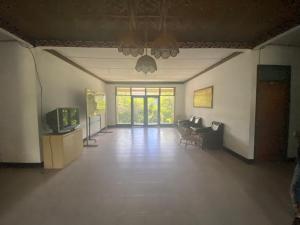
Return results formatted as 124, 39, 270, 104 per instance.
46, 108, 80, 134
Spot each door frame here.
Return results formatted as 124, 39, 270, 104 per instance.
131, 96, 161, 126
254, 64, 291, 161
115, 87, 176, 127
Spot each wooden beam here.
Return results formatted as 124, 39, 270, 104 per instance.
45, 49, 108, 83
184, 52, 243, 83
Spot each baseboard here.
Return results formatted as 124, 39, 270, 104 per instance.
0, 162, 44, 168
113, 124, 131, 128
223, 147, 254, 164
107, 124, 176, 128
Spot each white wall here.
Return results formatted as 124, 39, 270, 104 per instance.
185, 51, 258, 159
0, 42, 40, 163
185, 46, 300, 160
33, 48, 107, 139
1, 42, 298, 163
0, 44, 107, 163
106, 83, 185, 126
258, 45, 300, 157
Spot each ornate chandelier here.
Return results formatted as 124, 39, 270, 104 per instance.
118, 0, 179, 73
135, 54, 157, 74
118, 32, 144, 57
151, 0, 179, 59
135, 49, 157, 74
135, 24, 157, 74
151, 32, 179, 59
118, 0, 144, 57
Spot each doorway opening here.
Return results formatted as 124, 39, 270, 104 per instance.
255, 65, 291, 161
116, 87, 175, 126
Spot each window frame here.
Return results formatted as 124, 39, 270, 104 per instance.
115, 87, 176, 126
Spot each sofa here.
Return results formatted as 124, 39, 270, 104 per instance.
194, 121, 224, 149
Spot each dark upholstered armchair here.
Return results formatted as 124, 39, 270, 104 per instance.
178, 116, 202, 128
190, 117, 203, 129
196, 121, 224, 149
177, 116, 204, 148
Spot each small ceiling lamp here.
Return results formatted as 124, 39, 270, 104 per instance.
151, 32, 179, 59
135, 53, 157, 74
118, 0, 144, 57
151, 0, 179, 59
118, 32, 144, 57
135, 22, 157, 74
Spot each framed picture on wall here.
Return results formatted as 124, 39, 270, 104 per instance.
193, 86, 213, 108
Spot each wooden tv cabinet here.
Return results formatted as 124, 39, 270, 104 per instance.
42, 128, 83, 169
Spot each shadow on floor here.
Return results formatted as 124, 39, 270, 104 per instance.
0, 167, 58, 216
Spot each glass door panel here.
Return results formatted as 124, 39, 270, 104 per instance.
147, 97, 159, 125
160, 96, 175, 124
133, 97, 145, 125
116, 96, 131, 124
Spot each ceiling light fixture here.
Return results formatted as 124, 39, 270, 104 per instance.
135, 22, 157, 74
118, 0, 144, 57
151, 0, 179, 59
135, 54, 157, 74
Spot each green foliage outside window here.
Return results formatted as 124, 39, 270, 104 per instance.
133, 98, 144, 125
147, 97, 158, 124
116, 87, 175, 125
117, 96, 131, 124
160, 96, 174, 124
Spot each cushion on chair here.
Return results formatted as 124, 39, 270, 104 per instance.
194, 117, 200, 124
192, 117, 202, 128
211, 123, 219, 131
211, 121, 223, 131
189, 116, 195, 122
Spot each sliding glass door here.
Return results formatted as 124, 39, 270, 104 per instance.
132, 97, 145, 125
147, 96, 159, 125
116, 87, 175, 126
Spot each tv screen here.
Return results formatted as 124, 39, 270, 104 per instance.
46, 108, 80, 133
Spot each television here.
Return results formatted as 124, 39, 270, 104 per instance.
46, 108, 80, 134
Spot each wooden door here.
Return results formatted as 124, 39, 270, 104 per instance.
255, 65, 290, 161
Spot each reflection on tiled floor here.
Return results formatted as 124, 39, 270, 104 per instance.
0, 127, 295, 225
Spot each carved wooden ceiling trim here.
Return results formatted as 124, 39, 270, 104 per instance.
0, 0, 300, 49
34, 40, 253, 49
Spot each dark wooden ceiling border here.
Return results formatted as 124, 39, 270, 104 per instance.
0, 18, 32, 44
35, 40, 253, 49
1, 0, 300, 49
184, 52, 243, 83
45, 49, 108, 83
254, 21, 300, 47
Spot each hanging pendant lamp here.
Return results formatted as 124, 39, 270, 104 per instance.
118, 0, 144, 57
135, 22, 157, 74
135, 53, 157, 74
151, 0, 179, 59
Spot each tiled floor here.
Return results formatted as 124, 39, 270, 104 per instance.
0, 127, 295, 225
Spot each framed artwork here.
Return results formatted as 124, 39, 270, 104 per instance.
193, 86, 213, 108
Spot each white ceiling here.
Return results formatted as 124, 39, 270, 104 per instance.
48, 47, 242, 82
